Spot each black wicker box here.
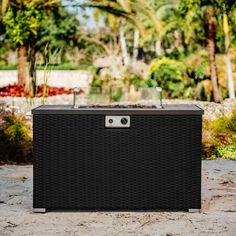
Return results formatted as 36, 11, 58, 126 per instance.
32, 104, 203, 212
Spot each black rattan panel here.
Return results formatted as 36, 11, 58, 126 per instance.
33, 114, 202, 211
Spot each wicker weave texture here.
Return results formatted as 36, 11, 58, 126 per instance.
33, 114, 202, 210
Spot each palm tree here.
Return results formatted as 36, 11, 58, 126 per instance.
205, 6, 223, 102
68, 0, 162, 66
188, 0, 236, 99
215, 0, 236, 99
179, 0, 236, 101
171, 0, 222, 102
223, 13, 235, 99
154, 0, 223, 102
2, 0, 60, 92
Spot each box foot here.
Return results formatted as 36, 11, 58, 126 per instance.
188, 209, 201, 213
33, 208, 46, 213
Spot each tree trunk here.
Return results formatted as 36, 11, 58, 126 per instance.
223, 13, 235, 99
180, 31, 187, 51
133, 29, 139, 63
29, 45, 37, 96
155, 40, 162, 56
17, 45, 29, 87
119, 24, 129, 66
206, 8, 222, 103
174, 31, 184, 52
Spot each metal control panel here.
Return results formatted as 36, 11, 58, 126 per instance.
105, 116, 130, 128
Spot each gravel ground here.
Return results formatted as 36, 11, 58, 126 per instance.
0, 160, 236, 236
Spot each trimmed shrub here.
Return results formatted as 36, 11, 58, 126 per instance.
148, 57, 195, 98
202, 112, 236, 159
148, 57, 183, 92
0, 112, 32, 164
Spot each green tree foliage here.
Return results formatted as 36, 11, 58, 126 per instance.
1, 0, 80, 95
3, 5, 44, 46
177, 0, 223, 101
2, 0, 60, 92
148, 57, 185, 97
37, 6, 80, 64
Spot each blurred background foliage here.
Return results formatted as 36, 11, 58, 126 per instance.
0, 0, 235, 101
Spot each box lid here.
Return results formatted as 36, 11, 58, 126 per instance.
32, 104, 204, 115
